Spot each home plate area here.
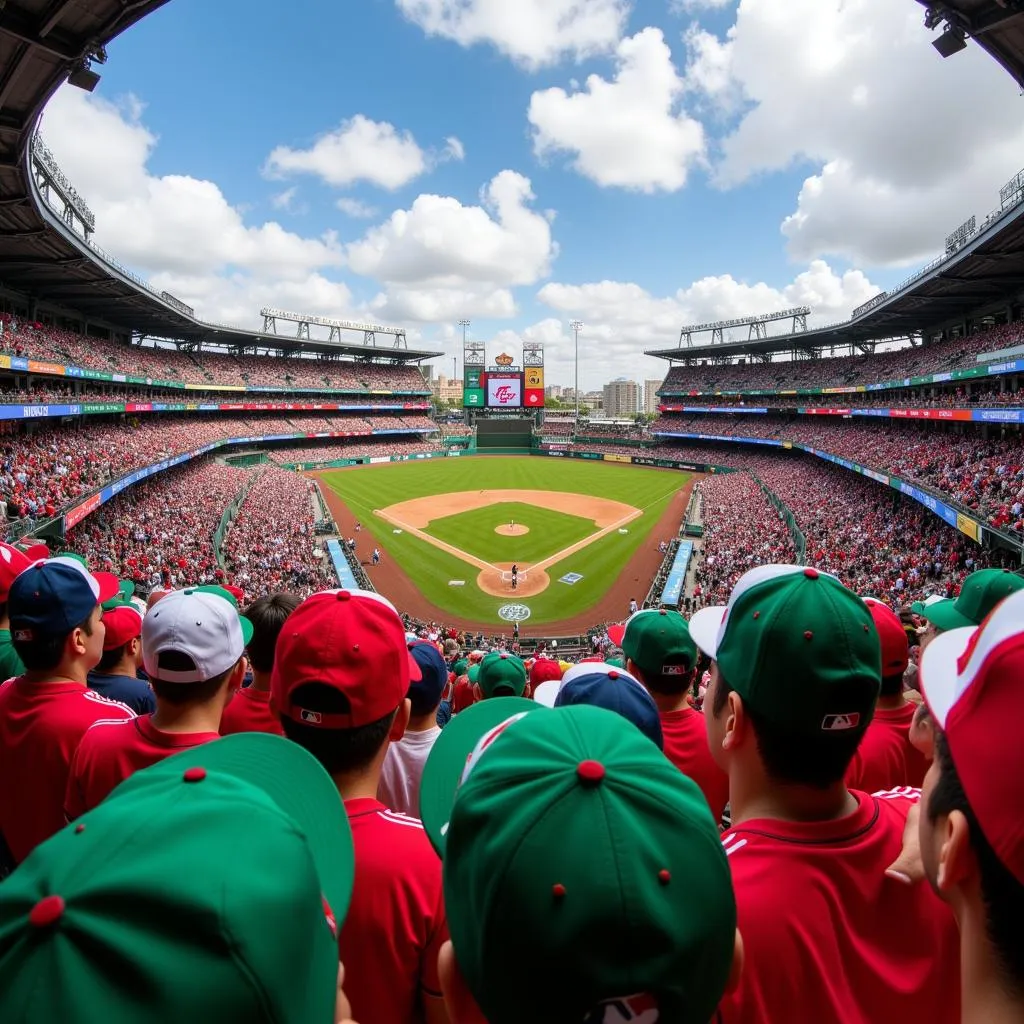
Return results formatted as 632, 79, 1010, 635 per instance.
476, 563, 550, 598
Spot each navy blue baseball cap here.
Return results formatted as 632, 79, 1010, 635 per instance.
553, 663, 664, 749
407, 641, 449, 715
9, 558, 120, 643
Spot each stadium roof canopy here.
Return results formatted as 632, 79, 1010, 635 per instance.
915, 0, 1024, 89
0, 1, 442, 363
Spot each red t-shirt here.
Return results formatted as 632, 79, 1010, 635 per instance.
220, 686, 284, 737
846, 703, 928, 793
0, 679, 134, 863
716, 789, 960, 1024
341, 798, 448, 1024
65, 715, 221, 820
452, 678, 475, 714
660, 706, 729, 825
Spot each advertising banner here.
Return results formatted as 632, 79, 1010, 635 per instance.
524, 387, 544, 408
464, 368, 482, 390
27, 360, 66, 376
487, 375, 522, 408
956, 513, 981, 542
524, 367, 544, 389
889, 408, 972, 422
659, 541, 693, 607
603, 453, 633, 464
464, 388, 485, 407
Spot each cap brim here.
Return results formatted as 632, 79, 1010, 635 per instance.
688, 605, 727, 659
123, 733, 355, 921
92, 571, 122, 605
532, 680, 562, 708
407, 650, 423, 682
919, 625, 976, 730
607, 623, 625, 646
419, 697, 543, 856
910, 602, 926, 616
238, 615, 254, 647
923, 599, 975, 632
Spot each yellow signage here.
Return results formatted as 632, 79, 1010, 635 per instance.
525, 367, 544, 389
603, 453, 633, 464
0, 355, 9, 370
956, 513, 980, 542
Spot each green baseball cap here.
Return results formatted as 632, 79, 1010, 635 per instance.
101, 579, 136, 612
0, 733, 353, 1024
194, 583, 241, 609
689, 564, 881, 738
923, 569, 1024, 632
452, 658, 469, 677
476, 651, 528, 698
420, 697, 542, 853
622, 608, 697, 680
910, 594, 944, 616
439, 704, 737, 1024
467, 663, 480, 684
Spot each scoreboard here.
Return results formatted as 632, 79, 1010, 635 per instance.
463, 354, 544, 409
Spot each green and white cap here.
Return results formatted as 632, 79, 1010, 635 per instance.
689, 564, 881, 737
922, 569, 1024, 632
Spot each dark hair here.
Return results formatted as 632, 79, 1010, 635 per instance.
96, 642, 130, 674
14, 611, 94, 673
244, 592, 300, 674
927, 729, 1024, 996
150, 651, 236, 705
880, 672, 905, 699
711, 670, 862, 789
280, 682, 396, 775
638, 663, 695, 697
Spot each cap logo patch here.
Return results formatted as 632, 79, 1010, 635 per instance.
299, 709, 323, 724
583, 993, 659, 1023
661, 665, 686, 675
821, 713, 860, 732
12, 629, 33, 642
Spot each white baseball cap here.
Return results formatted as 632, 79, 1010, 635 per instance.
143, 589, 253, 684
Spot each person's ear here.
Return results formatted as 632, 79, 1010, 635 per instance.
523, 682, 531, 698
934, 810, 974, 894
438, 940, 488, 1024
725, 928, 745, 995
390, 698, 411, 741
722, 690, 748, 753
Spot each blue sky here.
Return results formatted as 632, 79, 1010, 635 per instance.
40, 0, 1024, 388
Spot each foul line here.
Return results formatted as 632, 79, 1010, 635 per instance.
373, 509, 501, 573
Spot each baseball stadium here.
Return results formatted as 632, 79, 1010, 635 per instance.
0, 2, 1023, 1021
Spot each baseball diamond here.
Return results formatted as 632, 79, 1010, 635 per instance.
313, 456, 693, 628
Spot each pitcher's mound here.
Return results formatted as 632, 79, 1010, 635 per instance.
477, 563, 550, 597
495, 524, 530, 536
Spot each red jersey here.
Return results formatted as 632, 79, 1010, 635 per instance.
341, 798, 447, 1024
846, 703, 928, 793
65, 715, 221, 820
660, 706, 729, 825
716, 789, 960, 1024
219, 686, 284, 737
452, 678, 475, 714
0, 680, 134, 863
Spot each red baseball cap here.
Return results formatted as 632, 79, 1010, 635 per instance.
863, 598, 909, 677
224, 584, 245, 606
102, 605, 144, 651
271, 590, 422, 729
607, 623, 626, 646
529, 657, 563, 688
0, 543, 32, 602
920, 589, 1024, 885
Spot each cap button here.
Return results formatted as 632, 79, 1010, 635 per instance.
804, 568, 819, 580
659, 609, 666, 616
336, 591, 351, 602
608, 670, 619, 680
577, 760, 605, 786
29, 895, 65, 928
183, 767, 206, 783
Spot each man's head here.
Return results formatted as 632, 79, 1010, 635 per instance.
621, 608, 698, 695
923, 569, 1024, 633
271, 590, 422, 778
420, 702, 741, 1024
862, 598, 909, 697
0, 542, 33, 626
919, 589, 1024, 998
9, 558, 121, 677
244, 592, 300, 677
554, 663, 663, 749
95, 605, 144, 675
0, 733, 355, 1024
407, 641, 449, 718
690, 565, 881, 790
474, 651, 528, 700
142, 589, 252, 706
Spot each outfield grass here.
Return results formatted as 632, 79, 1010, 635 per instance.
320, 457, 688, 625
425, 502, 595, 564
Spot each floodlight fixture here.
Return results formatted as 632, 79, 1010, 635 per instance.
932, 24, 968, 58
67, 59, 100, 92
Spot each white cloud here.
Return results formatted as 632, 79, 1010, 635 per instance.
271, 187, 301, 212
336, 197, 379, 219
670, 0, 734, 12
528, 28, 705, 192
694, 0, 1024, 266
531, 259, 880, 388
264, 115, 428, 191
395, 0, 628, 69
347, 170, 557, 322
444, 136, 466, 162
38, 87, 358, 328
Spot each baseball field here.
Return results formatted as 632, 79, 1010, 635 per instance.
313, 456, 693, 629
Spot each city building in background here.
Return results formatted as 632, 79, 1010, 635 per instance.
603, 378, 639, 419
643, 378, 662, 415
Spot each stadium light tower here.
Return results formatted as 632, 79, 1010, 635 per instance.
570, 320, 584, 418
458, 319, 471, 345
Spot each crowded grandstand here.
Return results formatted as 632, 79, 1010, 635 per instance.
1, 2, 1024, 1024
